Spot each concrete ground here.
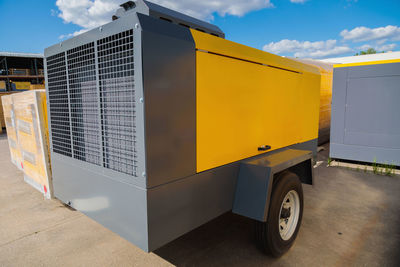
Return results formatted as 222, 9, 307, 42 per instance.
0, 133, 399, 267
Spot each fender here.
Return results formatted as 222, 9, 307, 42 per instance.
232, 149, 313, 222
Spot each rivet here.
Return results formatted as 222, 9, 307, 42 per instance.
139, 97, 144, 103
142, 172, 146, 177
99, 26, 103, 32
135, 23, 140, 29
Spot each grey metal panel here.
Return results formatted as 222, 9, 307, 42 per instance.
291, 138, 318, 158
330, 67, 348, 144
139, 14, 197, 188
232, 149, 312, 222
348, 62, 400, 78
330, 62, 400, 166
344, 76, 400, 148
147, 163, 237, 251
233, 163, 272, 222
45, 11, 150, 252
330, 143, 400, 166
51, 153, 149, 251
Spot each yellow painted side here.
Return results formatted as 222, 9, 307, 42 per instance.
290, 59, 333, 141
334, 58, 400, 68
318, 66, 333, 133
191, 30, 321, 172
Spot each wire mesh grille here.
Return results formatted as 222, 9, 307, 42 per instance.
98, 30, 137, 176
46, 52, 72, 157
67, 43, 101, 166
47, 30, 137, 177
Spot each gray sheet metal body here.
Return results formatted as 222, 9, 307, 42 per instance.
330, 63, 400, 166
45, 2, 317, 252
233, 149, 313, 222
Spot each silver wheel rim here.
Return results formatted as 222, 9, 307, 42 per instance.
279, 190, 300, 241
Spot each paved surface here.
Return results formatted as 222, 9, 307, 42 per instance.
0, 133, 399, 266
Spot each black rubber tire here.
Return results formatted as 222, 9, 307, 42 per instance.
255, 171, 304, 257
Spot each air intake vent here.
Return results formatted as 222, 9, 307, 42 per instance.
97, 30, 137, 177
46, 29, 137, 177
47, 52, 72, 157
67, 43, 101, 166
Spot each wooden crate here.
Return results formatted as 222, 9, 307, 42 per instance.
0, 92, 16, 129
1, 94, 23, 170
12, 90, 52, 198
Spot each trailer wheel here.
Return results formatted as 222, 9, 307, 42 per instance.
255, 171, 303, 257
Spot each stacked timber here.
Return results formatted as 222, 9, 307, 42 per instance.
1, 90, 52, 198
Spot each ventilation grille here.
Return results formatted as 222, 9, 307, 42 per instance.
47, 52, 72, 157
67, 43, 101, 166
46, 29, 138, 177
98, 30, 137, 176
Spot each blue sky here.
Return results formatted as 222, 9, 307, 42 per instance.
0, 0, 399, 59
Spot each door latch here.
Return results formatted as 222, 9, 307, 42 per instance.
258, 145, 272, 151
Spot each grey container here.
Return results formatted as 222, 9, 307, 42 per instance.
330, 62, 400, 166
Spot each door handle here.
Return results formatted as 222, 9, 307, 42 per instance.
258, 145, 272, 151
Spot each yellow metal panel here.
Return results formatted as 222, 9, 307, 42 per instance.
191, 30, 320, 76
334, 58, 400, 68
318, 66, 333, 132
291, 58, 333, 142
192, 30, 321, 172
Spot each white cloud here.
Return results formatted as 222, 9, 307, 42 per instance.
56, 0, 273, 33
263, 39, 352, 58
340, 25, 400, 43
56, 0, 119, 30
152, 0, 273, 20
290, 0, 307, 3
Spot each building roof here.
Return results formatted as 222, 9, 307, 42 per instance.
319, 51, 400, 64
0, 52, 44, 59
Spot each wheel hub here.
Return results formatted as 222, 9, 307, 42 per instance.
280, 207, 291, 219
279, 190, 300, 241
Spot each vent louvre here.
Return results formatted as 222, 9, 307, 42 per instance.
98, 29, 137, 177
47, 52, 72, 157
47, 30, 137, 177
67, 43, 101, 166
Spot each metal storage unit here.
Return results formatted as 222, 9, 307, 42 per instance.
330, 59, 400, 166
45, 0, 321, 254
